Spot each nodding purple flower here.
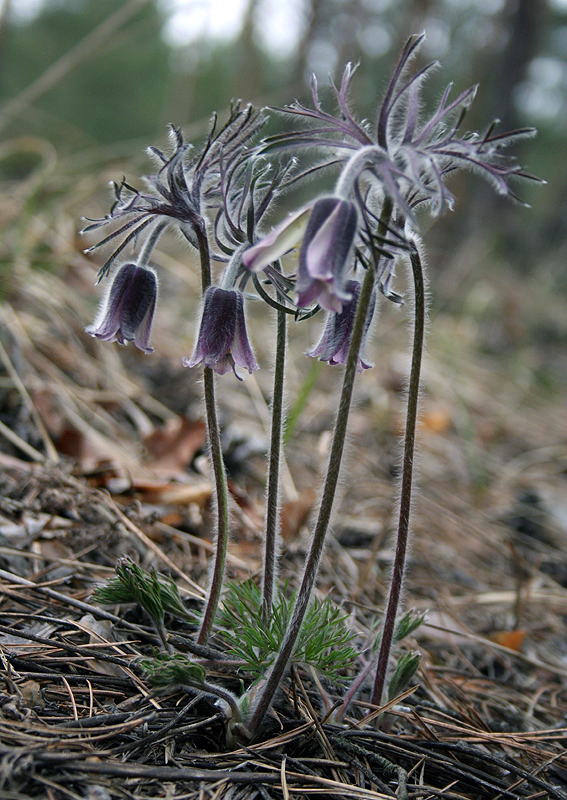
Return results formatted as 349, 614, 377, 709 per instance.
184, 287, 258, 379
86, 263, 157, 354
307, 280, 375, 372
297, 197, 358, 312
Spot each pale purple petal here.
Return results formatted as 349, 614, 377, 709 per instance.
232, 292, 259, 373
296, 197, 358, 311
242, 206, 311, 272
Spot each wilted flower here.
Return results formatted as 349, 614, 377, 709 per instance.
86, 263, 157, 354
307, 280, 375, 371
184, 287, 258, 379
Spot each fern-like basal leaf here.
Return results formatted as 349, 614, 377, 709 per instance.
387, 651, 421, 701
140, 652, 207, 687
216, 580, 358, 680
394, 609, 427, 642
93, 558, 197, 624
92, 578, 137, 605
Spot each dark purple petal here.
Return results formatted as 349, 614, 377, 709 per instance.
185, 288, 235, 368
133, 290, 157, 354
86, 264, 157, 354
184, 288, 258, 378
306, 281, 375, 371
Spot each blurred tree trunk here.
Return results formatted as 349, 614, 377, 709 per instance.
293, 0, 329, 88
292, 0, 365, 92
493, 0, 547, 131
233, 0, 262, 99
441, 0, 550, 268
0, 0, 10, 71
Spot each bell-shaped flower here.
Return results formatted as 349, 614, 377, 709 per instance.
242, 206, 312, 273
86, 263, 157, 354
306, 280, 375, 372
296, 197, 358, 313
184, 287, 258, 379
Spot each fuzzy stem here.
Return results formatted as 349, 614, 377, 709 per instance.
192, 222, 230, 645
137, 220, 167, 268
370, 243, 425, 707
248, 200, 393, 736
334, 656, 376, 723
335, 145, 387, 200
261, 308, 287, 623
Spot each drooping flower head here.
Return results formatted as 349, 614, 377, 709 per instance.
184, 287, 258, 379
307, 280, 376, 372
86, 263, 157, 354
242, 197, 358, 313
296, 197, 358, 312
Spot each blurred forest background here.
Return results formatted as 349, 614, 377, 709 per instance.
1, 0, 566, 326
0, 0, 566, 462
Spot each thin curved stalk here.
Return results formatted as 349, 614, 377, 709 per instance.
193, 223, 230, 645
137, 220, 167, 268
248, 200, 393, 736
370, 243, 425, 707
261, 308, 287, 622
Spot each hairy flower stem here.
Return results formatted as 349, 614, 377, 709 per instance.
370, 243, 425, 707
248, 201, 393, 736
261, 308, 287, 623
138, 221, 167, 268
193, 223, 230, 645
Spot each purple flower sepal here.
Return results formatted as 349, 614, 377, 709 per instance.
86, 263, 157, 354
306, 280, 375, 372
242, 206, 312, 273
296, 197, 358, 313
184, 287, 259, 380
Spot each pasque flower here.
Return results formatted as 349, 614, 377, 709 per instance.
296, 197, 358, 312
243, 197, 358, 313
184, 287, 258, 379
86, 263, 157, 354
265, 34, 541, 223
82, 106, 266, 282
307, 280, 375, 371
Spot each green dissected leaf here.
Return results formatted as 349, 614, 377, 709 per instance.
93, 558, 196, 625
394, 610, 427, 642
216, 579, 358, 680
140, 652, 207, 688
387, 651, 421, 701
